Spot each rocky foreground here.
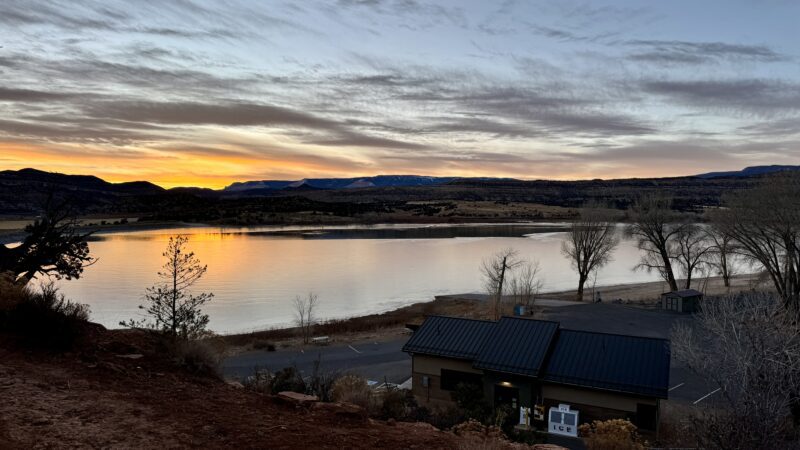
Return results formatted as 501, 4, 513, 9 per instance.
0, 326, 562, 449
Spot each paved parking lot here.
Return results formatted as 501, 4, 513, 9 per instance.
223, 302, 722, 406
223, 338, 412, 384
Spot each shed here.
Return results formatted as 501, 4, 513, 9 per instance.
661, 289, 703, 313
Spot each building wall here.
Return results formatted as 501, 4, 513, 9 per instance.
542, 384, 657, 412
410, 354, 661, 430
482, 371, 537, 409
411, 355, 480, 405
542, 384, 659, 430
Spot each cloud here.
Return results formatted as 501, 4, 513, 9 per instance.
627, 40, 788, 64
642, 79, 800, 114
0, 87, 76, 102
0, 117, 166, 144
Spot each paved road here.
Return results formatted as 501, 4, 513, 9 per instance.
223, 303, 721, 406
223, 338, 412, 384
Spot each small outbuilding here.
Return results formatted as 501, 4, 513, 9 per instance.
661, 289, 703, 313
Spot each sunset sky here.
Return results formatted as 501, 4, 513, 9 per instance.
1, 1, 799, 188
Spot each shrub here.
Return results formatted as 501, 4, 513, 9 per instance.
252, 340, 276, 351
0, 272, 27, 312
378, 388, 408, 420
428, 405, 466, 430
242, 368, 273, 394
306, 357, 339, 401
270, 366, 306, 394
452, 382, 491, 423
331, 374, 372, 408
578, 419, 645, 450
241, 366, 309, 395
171, 339, 222, 379
0, 279, 90, 351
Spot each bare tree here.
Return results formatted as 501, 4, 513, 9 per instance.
672, 292, 800, 449
561, 208, 619, 302
672, 224, 710, 289
703, 221, 737, 288
0, 197, 94, 284
122, 235, 213, 340
481, 248, 521, 320
293, 292, 319, 344
508, 259, 543, 309
716, 175, 800, 309
626, 195, 689, 292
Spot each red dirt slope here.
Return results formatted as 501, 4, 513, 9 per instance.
0, 328, 459, 449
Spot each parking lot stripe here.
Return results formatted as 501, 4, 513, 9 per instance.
669, 382, 685, 391
693, 388, 721, 405
348, 345, 362, 354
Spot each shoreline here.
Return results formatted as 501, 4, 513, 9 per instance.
0, 218, 574, 245
218, 272, 766, 352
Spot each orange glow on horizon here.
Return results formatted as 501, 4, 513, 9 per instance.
0, 140, 712, 189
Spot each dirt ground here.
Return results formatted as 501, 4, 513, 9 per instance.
0, 329, 465, 450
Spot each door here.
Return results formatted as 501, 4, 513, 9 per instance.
494, 384, 519, 409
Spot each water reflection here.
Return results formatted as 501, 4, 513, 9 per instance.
57, 223, 663, 333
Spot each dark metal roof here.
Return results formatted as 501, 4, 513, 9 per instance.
402, 315, 495, 360
543, 329, 671, 398
662, 289, 703, 298
473, 317, 559, 377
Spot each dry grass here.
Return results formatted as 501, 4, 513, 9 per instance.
331, 375, 373, 409
171, 339, 223, 379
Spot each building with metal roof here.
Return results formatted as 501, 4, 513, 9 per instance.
402, 315, 495, 360
403, 315, 670, 435
661, 289, 704, 313
473, 317, 559, 377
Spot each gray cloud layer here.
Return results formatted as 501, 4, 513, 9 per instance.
0, 0, 798, 179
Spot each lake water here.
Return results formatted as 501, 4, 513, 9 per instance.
53, 223, 665, 334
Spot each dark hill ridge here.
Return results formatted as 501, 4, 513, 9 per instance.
0, 165, 795, 218
0, 168, 164, 195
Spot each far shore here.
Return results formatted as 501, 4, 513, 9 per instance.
217, 272, 766, 354
0, 219, 207, 245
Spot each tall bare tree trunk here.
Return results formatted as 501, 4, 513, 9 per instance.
576, 273, 587, 302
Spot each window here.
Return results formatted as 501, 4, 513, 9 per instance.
564, 412, 576, 426
440, 369, 482, 391
550, 411, 562, 423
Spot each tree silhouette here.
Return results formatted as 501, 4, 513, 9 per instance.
123, 235, 213, 340
0, 197, 93, 283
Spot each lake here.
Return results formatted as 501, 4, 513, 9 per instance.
52, 223, 664, 334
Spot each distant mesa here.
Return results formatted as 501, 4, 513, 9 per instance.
345, 179, 376, 189
695, 165, 800, 179
223, 175, 458, 192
